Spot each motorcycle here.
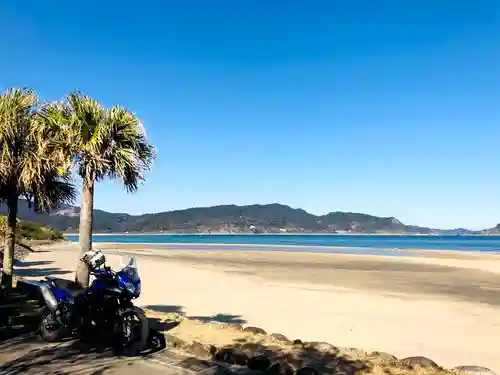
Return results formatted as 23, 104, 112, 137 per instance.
36, 249, 149, 356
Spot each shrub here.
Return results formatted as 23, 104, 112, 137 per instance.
0, 216, 63, 242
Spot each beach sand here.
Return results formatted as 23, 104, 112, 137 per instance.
17, 242, 500, 372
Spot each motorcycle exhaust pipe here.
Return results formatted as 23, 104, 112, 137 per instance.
39, 284, 58, 312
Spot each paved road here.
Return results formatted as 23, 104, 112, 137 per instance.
0, 334, 226, 375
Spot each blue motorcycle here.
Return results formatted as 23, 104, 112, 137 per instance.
37, 249, 149, 356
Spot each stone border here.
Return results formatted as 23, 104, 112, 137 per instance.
161, 318, 498, 375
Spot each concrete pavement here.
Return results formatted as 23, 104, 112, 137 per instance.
0, 333, 228, 375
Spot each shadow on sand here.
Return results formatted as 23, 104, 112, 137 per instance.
144, 304, 247, 325
0, 326, 167, 375
14, 260, 53, 267
13, 260, 71, 278
0, 333, 166, 375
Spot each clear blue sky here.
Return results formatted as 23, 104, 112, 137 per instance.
1, 1, 499, 229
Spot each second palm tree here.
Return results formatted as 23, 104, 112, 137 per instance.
49, 91, 155, 287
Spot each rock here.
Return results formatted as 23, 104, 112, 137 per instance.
214, 348, 249, 366
292, 339, 303, 346
218, 322, 243, 331
400, 356, 438, 368
199, 366, 237, 375
368, 351, 398, 362
339, 347, 367, 358
266, 364, 282, 375
266, 363, 294, 375
244, 326, 267, 335
452, 366, 498, 375
216, 367, 238, 375
303, 341, 337, 353
248, 355, 271, 372
187, 341, 217, 359
296, 367, 320, 375
164, 334, 187, 349
270, 333, 290, 343
237, 342, 263, 357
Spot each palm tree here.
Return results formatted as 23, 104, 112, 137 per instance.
55, 91, 155, 287
0, 88, 76, 287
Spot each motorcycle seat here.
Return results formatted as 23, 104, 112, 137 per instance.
48, 278, 86, 298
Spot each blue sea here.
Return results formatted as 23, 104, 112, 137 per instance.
64, 234, 500, 255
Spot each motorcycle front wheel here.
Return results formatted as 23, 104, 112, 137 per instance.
116, 306, 149, 357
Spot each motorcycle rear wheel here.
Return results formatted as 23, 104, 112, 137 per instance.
39, 308, 64, 343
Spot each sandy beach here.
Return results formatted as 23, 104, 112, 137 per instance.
16, 242, 500, 372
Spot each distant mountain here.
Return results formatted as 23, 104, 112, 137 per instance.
475, 224, 500, 235
0, 200, 481, 235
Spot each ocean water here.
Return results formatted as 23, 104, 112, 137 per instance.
64, 234, 500, 253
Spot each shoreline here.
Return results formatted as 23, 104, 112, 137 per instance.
63, 232, 496, 236
82, 241, 500, 257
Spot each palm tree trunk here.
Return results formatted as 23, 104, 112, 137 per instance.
1, 195, 18, 288
75, 178, 94, 288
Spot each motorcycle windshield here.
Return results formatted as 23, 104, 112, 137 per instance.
118, 255, 140, 282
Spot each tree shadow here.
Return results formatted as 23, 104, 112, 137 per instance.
143, 305, 247, 325
144, 304, 185, 314
0, 284, 44, 342
14, 260, 54, 267
15, 268, 71, 278
13, 262, 71, 278
148, 318, 181, 332
189, 314, 246, 324
0, 311, 42, 343
0, 327, 168, 373
0, 335, 127, 375
143, 305, 186, 332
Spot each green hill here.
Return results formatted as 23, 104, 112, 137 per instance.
0, 200, 476, 235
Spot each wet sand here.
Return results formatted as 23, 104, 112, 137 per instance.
17, 242, 500, 371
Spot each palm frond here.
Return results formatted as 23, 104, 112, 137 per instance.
101, 106, 155, 192
0, 87, 77, 210
65, 93, 155, 191
34, 101, 74, 174
67, 90, 105, 145
25, 170, 76, 212
0, 88, 39, 195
